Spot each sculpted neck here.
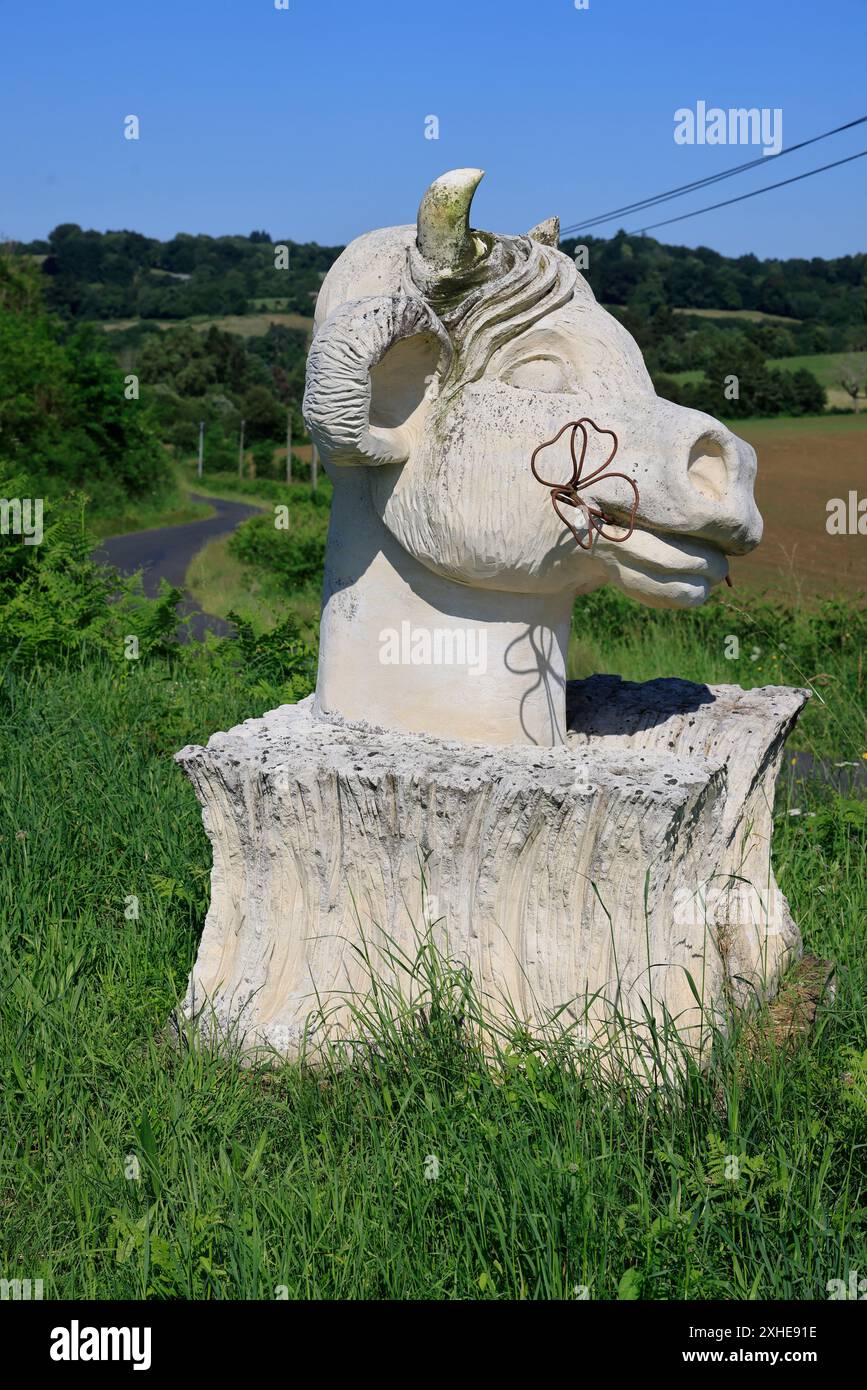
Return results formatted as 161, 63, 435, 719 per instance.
314, 475, 574, 746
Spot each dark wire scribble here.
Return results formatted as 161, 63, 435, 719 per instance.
530, 418, 639, 551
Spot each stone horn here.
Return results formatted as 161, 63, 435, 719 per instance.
416, 167, 487, 271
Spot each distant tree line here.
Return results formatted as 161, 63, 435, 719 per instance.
9, 220, 866, 423
562, 231, 867, 335
11, 223, 865, 349
11, 224, 342, 321
561, 231, 866, 413
655, 343, 827, 418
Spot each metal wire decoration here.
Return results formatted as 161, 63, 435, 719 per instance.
529, 418, 640, 551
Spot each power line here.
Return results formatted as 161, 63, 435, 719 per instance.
561, 113, 867, 235
624, 147, 867, 235
563, 114, 867, 233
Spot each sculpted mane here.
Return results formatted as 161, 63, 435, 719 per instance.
403, 233, 579, 393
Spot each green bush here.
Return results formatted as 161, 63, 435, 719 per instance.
0, 475, 320, 715
0, 256, 172, 514
810, 798, 867, 859
228, 501, 328, 591
226, 609, 317, 698
0, 480, 183, 671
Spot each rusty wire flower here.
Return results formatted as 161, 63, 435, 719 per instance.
529, 418, 639, 551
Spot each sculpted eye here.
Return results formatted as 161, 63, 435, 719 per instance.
501, 355, 572, 392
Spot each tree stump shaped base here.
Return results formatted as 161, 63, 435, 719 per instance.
174, 677, 808, 1070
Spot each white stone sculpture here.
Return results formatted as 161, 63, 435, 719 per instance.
303, 168, 762, 746
174, 170, 805, 1068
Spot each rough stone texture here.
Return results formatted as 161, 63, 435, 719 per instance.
175, 678, 808, 1069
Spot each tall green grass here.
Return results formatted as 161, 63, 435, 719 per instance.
0, 638, 865, 1299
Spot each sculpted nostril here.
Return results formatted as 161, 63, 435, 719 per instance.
687, 435, 729, 504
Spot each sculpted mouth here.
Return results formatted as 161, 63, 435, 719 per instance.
594, 523, 730, 585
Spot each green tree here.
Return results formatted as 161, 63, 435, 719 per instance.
0, 254, 171, 512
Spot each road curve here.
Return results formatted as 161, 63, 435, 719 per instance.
93, 491, 262, 640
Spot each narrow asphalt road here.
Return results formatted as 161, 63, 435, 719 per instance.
93, 491, 262, 640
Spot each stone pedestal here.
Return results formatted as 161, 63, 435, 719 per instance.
174, 678, 807, 1069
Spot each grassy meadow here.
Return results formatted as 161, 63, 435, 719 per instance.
100, 311, 315, 339
1, 556, 865, 1298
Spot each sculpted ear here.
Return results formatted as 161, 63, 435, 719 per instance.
527, 216, 560, 247
303, 296, 451, 466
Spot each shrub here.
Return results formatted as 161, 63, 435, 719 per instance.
0, 480, 183, 670
225, 609, 317, 699
228, 503, 327, 591
0, 255, 172, 513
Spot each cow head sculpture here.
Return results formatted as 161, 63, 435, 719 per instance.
303, 169, 763, 747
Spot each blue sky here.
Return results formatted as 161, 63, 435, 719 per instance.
1, 0, 865, 259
